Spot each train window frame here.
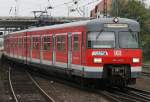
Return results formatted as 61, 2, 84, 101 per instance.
13, 38, 17, 48
32, 36, 40, 50
18, 37, 22, 48
56, 34, 66, 52
118, 31, 139, 49
61, 36, 66, 51
57, 36, 61, 51
10, 38, 13, 48
138, 32, 142, 48
86, 31, 116, 49
43, 36, 51, 51
24, 37, 27, 48
73, 34, 79, 51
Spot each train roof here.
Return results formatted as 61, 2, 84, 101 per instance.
9, 17, 140, 35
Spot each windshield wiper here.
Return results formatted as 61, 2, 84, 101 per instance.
96, 29, 103, 41
129, 29, 138, 41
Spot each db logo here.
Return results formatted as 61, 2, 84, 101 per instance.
114, 50, 122, 56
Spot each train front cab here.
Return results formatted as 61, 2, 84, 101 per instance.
84, 18, 142, 85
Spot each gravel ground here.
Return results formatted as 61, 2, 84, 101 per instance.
35, 76, 110, 102
131, 75, 150, 91
0, 54, 109, 102
0, 58, 109, 102
0, 60, 13, 102
129, 64, 150, 91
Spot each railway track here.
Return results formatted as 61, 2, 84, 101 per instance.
143, 64, 150, 71
3, 62, 122, 102
7, 63, 150, 102
99, 87, 150, 102
27, 68, 150, 102
142, 64, 150, 77
142, 72, 150, 77
8, 66, 55, 102
27, 73, 63, 102
27, 69, 122, 102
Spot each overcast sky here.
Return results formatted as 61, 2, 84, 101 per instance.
0, 0, 149, 17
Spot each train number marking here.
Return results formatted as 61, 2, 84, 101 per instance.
114, 50, 122, 56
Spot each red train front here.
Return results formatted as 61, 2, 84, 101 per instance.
3, 17, 142, 86
84, 18, 142, 85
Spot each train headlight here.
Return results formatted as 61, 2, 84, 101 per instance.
133, 58, 140, 63
94, 58, 102, 63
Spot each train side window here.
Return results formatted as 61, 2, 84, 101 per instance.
43, 36, 51, 51
14, 38, 17, 48
10, 38, 13, 48
61, 36, 66, 51
74, 34, 79, 51
24, 37, 27, 48
32, 37, 39, 49
57, 36, 61, 51
57, 35, 66, 52
18, 38, 22, 48
36, 37, 39, 49
32, 37, 35, 49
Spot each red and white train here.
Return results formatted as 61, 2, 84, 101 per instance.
3, 17, 142, 86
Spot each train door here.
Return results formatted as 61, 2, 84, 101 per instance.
26, 34, 30, 63
15, 37, 18, 58
23, 36, 27, 62
21, 36, 24, 59
72, 32, 82, 68
68, 33, 72, 68
52, 34, 56, 65
18, 36, 22, 59
12, 37, 14, 57
32, 35, 40, 63
30, 35, 32, 62
11, 37, 14, 57
24, 35, 30, 64
40, 35, 43, 64
42, 34, 53, 65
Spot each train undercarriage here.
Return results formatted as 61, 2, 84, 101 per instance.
103, 64, 136, 86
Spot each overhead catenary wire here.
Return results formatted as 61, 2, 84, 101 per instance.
41, 0, 100, 17
76, 0, 100, 17
48, 0, 74, 9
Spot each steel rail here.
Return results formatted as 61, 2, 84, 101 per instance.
126, 87, 150, 96
26, 72, 56, 102
142, 64, 150, 76
142, 72, 150, 77
114, 89, 149, 102
101, 86, 150, 102
8, 67, 19, 102
128, 91, 150, 101
98, 91, 124, 102
102, 91, 138, 102
27, 69, 124, 102
143, 64, 150, 70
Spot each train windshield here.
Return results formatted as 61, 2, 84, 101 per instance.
87, 32, 115, 48
119, 32, 139, 48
